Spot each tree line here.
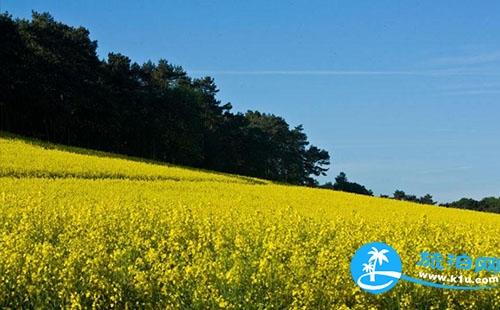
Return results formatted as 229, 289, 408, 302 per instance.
0, 12, 329, 185
325, 172, 499, 214
322, 172, 435, 205
441, 197, 500, 214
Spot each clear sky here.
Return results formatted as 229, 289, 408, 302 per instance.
3, 0, 500, 202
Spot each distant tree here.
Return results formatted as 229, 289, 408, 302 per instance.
393, 190, 406, 200
419, 194, 436, 205
322, 172, 373, 196
335, 172, 348, 185
393, 190, 435, 205
442, 198, 478, 210
478, 197, 500, 213
405, 195, 418, 203
443, 197, 500, 214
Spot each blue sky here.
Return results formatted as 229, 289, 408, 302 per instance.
3, 0, 500, 202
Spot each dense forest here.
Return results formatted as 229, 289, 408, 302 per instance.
0, 12, 329, 185
1, 12, 498, 214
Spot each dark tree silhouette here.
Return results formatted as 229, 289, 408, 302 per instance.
321, 172, 373, 196
0, 12, 330, 185
392, 190, 435, 205
419, 194, 436, 205
442, 197, 500, 214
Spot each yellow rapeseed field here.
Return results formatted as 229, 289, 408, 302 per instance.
0, 134, 499, 308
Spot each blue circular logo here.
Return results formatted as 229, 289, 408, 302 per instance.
350, 242, 402, 294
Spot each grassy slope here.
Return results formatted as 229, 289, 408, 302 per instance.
0, 133, 499, 308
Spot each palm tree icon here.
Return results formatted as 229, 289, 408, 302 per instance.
367, 247, 389, 282
362, 263, 374, 273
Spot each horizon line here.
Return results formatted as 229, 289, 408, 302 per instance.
188, 69, 500, 77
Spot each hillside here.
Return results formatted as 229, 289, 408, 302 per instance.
0, 134, 499, 308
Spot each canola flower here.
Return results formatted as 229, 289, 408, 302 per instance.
0, 134, 499, 309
